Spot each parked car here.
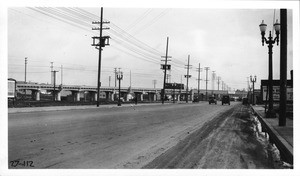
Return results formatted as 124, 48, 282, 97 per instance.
242, 97, 249, 105
222, 95, 230, 105
209, 96, 217, 104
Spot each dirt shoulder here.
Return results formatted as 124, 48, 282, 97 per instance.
143, 104, 277, 169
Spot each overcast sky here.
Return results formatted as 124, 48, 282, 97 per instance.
6, 3, 295, 91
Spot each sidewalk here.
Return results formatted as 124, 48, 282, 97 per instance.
8, 101, 196, 114
8, 102, 161, 113
251, 105, 293, 164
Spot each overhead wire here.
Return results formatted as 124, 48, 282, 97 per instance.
59, 7, 186, 69
26, 7, 150, 60
14, 7, 218, 86
126, 8, 153, 32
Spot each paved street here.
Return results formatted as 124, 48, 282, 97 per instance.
8, 102, 276, 169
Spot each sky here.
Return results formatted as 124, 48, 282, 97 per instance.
1, 1, 300, 176
5, 2, 296, 92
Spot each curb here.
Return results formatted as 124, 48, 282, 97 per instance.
250, 106, 293, 165
7, 102, 188, 114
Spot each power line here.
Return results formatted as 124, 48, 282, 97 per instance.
26, 7, 163, 65
17, 7, 190, 85
126, 9, 153, 32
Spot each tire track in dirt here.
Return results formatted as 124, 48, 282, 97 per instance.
142, 105, 236, 168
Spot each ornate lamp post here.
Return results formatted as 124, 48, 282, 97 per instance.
259, 19, 280, 118
250, 75, 257, 105
117, 71, 123, 106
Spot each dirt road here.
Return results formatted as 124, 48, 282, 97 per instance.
143, 104, 275, 169
8, 102, 274, 169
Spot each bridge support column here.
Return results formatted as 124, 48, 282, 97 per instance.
190, 90, 195, 101
31, 90, 41, 101
76, 92, 80, 101
153, 94, 157, 101
110, 92, 115, 101
105, 92, 109, 101
140, 93, 143, 102
90, 92, 97, 102
148, 93, 153, 102
72, 91, 80, 102
55, 91, 61, 101
105, 91, 114, 101
148, 93, 157, 102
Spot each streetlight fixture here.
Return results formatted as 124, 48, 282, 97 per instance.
117, 71, 123, 106
250, 75, 257, 105
259, 19, 280, 118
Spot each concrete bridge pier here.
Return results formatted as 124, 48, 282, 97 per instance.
140, 93, 144, 101
148, 92, 157, 102
177, 94, 180, 102
31, 89, 41, 101
105, 91, 114, 101
71, 91, 80, 102
89, 92, 97, 102
189, 90, 195, 101
55, 91, 61, 101
134, 92, 143, 102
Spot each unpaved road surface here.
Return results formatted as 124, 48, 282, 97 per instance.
8, 102, 274, 169
143, 104, 274, 168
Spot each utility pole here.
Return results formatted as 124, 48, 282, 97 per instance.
180, 75, 182, 101
279, 9, 287, 126
222, 81, 224, 91
24, 57, 28, 83
161, 37, 171, 104
91, 7, 110, 107
50, 62, 53, 84
247, 77, 250, 91
204, 67, 210, 100
61, 65, 63, 85
52, 70, 59, 101
166, 74, 169, 83
117, 70, 123, 106
153, 80, 157, 89
109, 76, 111, 87
130, 70, 132, 87
212, 71, 216, 95
114, 68, 117, 87
184, 55, 192, 103
217, 76, 221, 91
196, 63, 202, 99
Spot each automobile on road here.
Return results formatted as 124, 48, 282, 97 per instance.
222, 95, 230, 105
209, 96, 217, 104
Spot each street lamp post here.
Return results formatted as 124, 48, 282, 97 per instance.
117, 71, 123, 106
250, 75, 257, 105
259, 19, 280, 118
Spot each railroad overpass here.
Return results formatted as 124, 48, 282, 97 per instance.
11, 81, 234, 102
